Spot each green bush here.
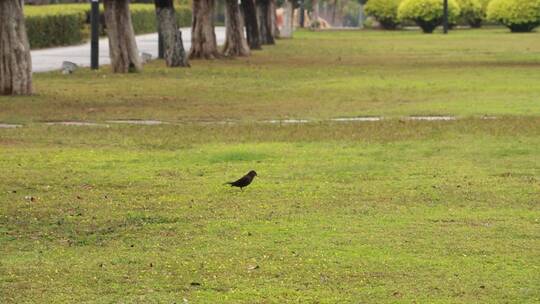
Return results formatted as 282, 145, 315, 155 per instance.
130, 5, 158, 34
25, 12, 86, 49
398, 0, 461, 33
487, 0, 540, 32
457, 0, 484, 27
175, 6, 192, 28
364, 0, 402, 29
24, 4, 192, 49
113, 4, 192, 35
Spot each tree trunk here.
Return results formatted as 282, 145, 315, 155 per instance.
312, 0, 319, 27
190, 0, 219, 59
223, 0, 250, 57
0, 0, 32, 95
270, 0, 279, 38
104, 0, 142, 73
241, 0, 261, 50
279, 0, 294, 38
256, 0, 274, 45
155, 0, 189, 67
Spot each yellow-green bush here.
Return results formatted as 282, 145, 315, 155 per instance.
478, 0, 492, 9
487, 0, 540, 32
364, 0, 402, 29
398, 0, 461, 33
457, 0, 484, 27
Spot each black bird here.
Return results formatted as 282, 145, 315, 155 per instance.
225, 170, 257, 191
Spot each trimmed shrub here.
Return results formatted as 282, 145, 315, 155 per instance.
364, 0, 402, 29
114, 4, 192, 34
398, 0, 461, 33
26, 12, 86, 49
175, 6, 192, 28
24, 4, 192, 49
130, 5, 158, 34
457, 0, 484, 27
487, 0, 540, 32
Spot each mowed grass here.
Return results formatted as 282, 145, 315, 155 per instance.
1, 28, 540, 122
1, 29, 540, 303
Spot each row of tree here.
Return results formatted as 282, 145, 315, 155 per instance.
0, 0, 292, 96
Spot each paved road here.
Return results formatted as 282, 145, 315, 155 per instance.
31, 27, 226, 73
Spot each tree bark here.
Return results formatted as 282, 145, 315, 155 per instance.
241, 0, 261, 50
104, 0, 142, 73
0, 0, 32, 95
190, 0, 219, 59
155, 0, 189, 67
279, 0, 294, 38
256, 0, 274, 45
312, 0, 319, 27
223, 0, 250, 57
270, 0, 279, 38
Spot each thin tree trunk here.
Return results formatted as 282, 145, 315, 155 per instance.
190, 0, 219, 59
330, 0, 338, 26
279, 0, 294, 38
241, 0, 261, 50
155, 0, 189, 67
223, 0, 250, 57
312, 0, 319, 27
270, 0, 279, 38
0, 0, 32, 95
104, 0, 142, 73
256, 0, 274, 45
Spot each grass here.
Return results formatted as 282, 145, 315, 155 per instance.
1, 29, 539, 303
2, 28, 539, 122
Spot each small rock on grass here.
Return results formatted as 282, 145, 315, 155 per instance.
61, 61, 78, 74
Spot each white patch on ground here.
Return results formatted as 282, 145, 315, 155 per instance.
481, 116, 497, 120
2, 116, 498, 129
193, 120, 238, 125
106, 120, 167, 125
263, 119, 311, 124
408, 116, 456, 121
45, 121, 108, 127
331, 117, 382, 122
0, 123, 23, 128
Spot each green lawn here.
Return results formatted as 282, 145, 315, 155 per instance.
2, 28, 540, 122
1, 29, 539, 303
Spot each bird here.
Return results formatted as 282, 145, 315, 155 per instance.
225, 170, 257, 191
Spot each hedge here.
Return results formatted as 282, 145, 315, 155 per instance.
364, 0, 403, 29
398, 0, 461, 33
24, 4, 192, 49
487, 0, 540, 32
129, 4, 192, 34
26, 12, 86, 49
